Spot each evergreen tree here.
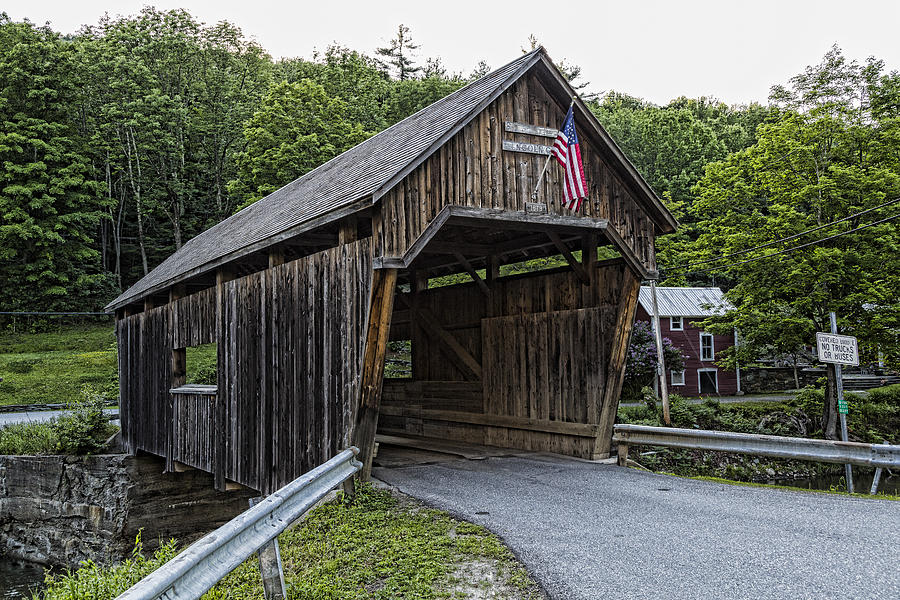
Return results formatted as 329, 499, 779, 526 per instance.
376, 24, 421, 81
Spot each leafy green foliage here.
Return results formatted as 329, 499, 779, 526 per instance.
622, 321, 684, 402
0, 386, 115, 455
618, 387, 899, 481
227, 80, 370, 209
185, 343, 217, 385
53, 387, 115, 454
680, 46, 900, 435
36, 485, 542, 600
0, 421, 58, 455
37, 534, 179, 600
0, 16, 111, 311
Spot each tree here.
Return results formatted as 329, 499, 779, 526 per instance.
0, 16, 112, 311
622, 321, 685, 403
275, 46, 390, 132
227, 80, 369, 208
376, 24, 421, 81
687, 47, 900, 438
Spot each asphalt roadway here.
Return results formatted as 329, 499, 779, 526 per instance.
374, 454, 900, 600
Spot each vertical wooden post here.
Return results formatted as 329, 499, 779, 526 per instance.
352, 268, 398, 480
650, 280, 671, 425
594, 268, 641, 459
582, 233, 598, 280
410, 269, 428, 381
214, 267, 235, 492
268, 246, 285, 269
166, 285, 186, 474
339, 215, 359, 245
616, 441, 630, 467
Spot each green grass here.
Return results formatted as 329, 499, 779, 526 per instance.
37, 485, 543, 600
680, 474, 900, 501
0, 323, 117, 406
0, 421, 59, 455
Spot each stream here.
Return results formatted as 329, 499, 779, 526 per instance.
0, 560, 44, 599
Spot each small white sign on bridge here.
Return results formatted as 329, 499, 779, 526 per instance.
816, 332, 859, 366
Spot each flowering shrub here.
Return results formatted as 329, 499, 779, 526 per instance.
622, 321, 685, 402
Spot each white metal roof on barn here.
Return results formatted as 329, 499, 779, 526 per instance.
637, 286, 730, 317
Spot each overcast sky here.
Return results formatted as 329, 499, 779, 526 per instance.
6, 1, 899, 105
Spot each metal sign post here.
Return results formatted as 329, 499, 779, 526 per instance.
819, 312, 855, 493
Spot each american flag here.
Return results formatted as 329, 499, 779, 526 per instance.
551, 105, 588, 211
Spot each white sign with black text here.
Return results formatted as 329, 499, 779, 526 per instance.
816, 332, 859, 366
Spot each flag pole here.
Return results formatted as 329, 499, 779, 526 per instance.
531, 97, 576, 201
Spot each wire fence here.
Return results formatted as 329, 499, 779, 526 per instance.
0, 311, 113, 334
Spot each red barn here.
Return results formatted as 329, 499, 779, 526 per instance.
636, 287, 740, 396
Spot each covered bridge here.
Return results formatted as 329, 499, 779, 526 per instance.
107, 47, 677, 494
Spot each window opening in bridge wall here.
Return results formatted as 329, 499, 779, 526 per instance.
671, 369, 685, 386
386, 340, 411, 379
185, 343, 218, 386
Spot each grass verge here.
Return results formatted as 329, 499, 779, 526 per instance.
36, 484, 545, 600
0, 323, 117, 406
673, 473, 900, 501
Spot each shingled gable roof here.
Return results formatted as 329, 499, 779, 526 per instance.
107, 47, 675, 311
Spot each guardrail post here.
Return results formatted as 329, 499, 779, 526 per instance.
617, 436, 630, 467
869, 467, 883, 495
342, 476, 356, 502
248, 497, 288, 600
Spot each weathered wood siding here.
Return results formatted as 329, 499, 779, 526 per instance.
380, 71, 657, 270
117, 239, 373, 493
117, 307, 171, 458
381, 260, 632, 458
219, 239, 372, 492
172, 392, 215, 472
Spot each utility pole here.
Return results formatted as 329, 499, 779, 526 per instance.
650, 281, 670, 425
830, 311, 854, 494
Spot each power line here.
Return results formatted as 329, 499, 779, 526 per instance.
676, 212, 900, 276
674, 197, 900, 270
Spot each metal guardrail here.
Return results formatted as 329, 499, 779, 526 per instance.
613, 424, 900, 470
116, 447, 362, 600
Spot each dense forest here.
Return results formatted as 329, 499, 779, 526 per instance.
1, 7, 898, 371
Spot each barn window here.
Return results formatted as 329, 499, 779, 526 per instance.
700, 333, 714, 361
670, 316, 683, 330
186, 343, 218, 385
671, 370, 685, 386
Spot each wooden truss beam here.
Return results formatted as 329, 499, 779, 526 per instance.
547, 232, 590, 285
402, 301, 482, 381
453, 252, 490, 296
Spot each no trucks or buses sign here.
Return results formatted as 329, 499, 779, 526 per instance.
816, 332, 859, 366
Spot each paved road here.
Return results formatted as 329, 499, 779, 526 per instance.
374, 454, 900, 600
0, 408, 118, 428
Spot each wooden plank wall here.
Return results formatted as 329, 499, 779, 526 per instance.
381, 260, 628, 458
117, 306, 171, 458
172, 392, 215, 472
219, 238, 373, 493
117, 239, 373, 494
380, 71, 657, 270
